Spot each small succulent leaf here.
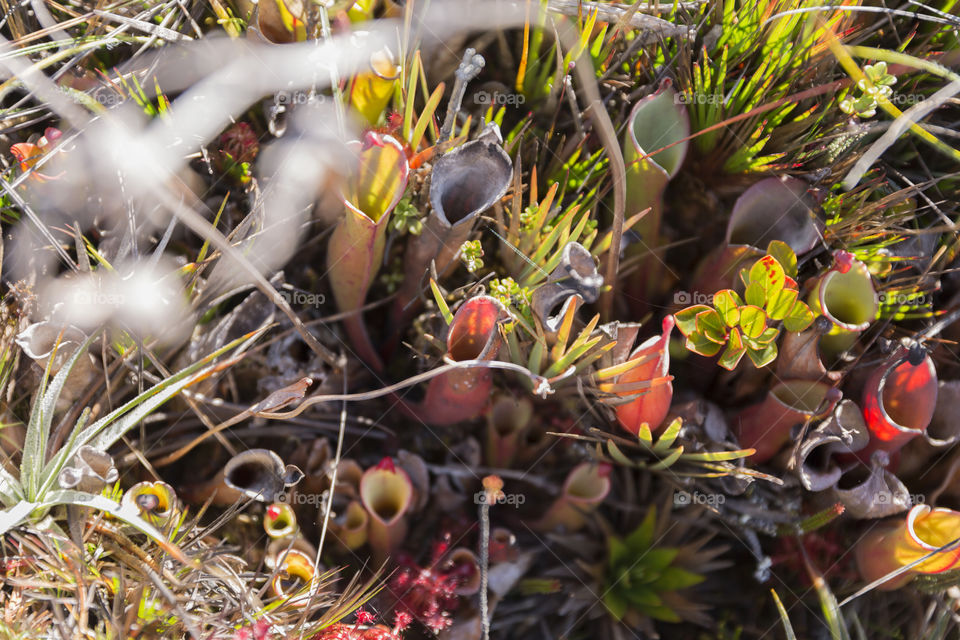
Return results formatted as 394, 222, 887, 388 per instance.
695, 309, 726, 343
649, 446, 684, 470
685, 333, 724, 357
766, 287, 799, 321
783, 301, 816, 333
767, 241, 798, 278
652, 418, 682, 453
755, 326, 780, 345
637, 423, 655, 448
713, 290, 741, 327
605, 440, 635, 467
682, 449, 756, 461
747, 341, 778, 368
674, 305, 712, 337
718, 328, 747, 370
745, 281, 766, 307
738, 305, 767, 339
749, 255, 786, 300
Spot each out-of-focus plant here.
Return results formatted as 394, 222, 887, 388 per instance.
348, 45, 400, 126
534, 462, 611, 532
389, 536, 479, 633
599, 505, 718, 626
675, 245, 816, 369
10, 127, 63, 182
856, 504, 960, 590
215, 122, 259, 185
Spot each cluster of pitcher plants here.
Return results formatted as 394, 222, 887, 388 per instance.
3, 0, 960, 638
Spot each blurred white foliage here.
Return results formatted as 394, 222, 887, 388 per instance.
40, 258, 191, 341
1, 1, 533, 343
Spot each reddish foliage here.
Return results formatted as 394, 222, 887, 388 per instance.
388, 535, 476, 632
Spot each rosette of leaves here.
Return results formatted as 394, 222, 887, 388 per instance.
554, 418, 764, 479
601, 506, 710, 625
839, 61, 897, 119
675, 244, 816, 370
